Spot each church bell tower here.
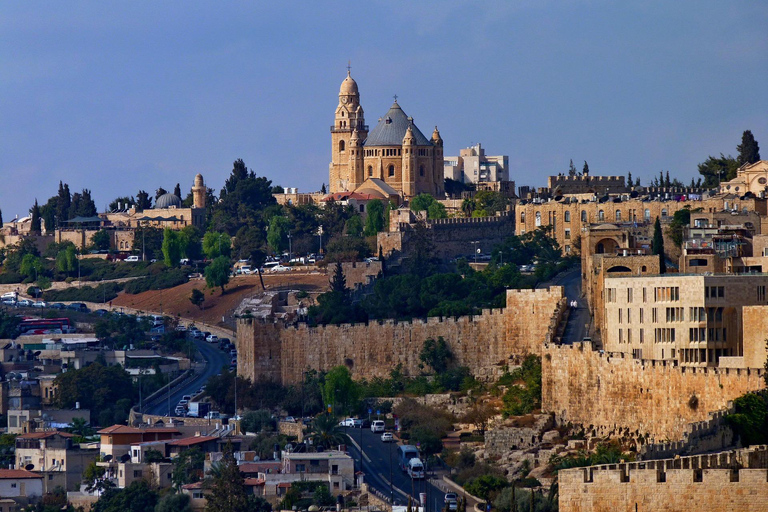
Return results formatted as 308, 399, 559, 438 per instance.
329, 66, 368, 193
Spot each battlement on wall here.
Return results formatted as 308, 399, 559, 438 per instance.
549, 175, 625, 184
428, 212, 511, 227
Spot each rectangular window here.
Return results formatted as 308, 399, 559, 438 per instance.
643, 288, 647, 303
652, 308, 658, 323
639, 309, 644, 324
565, 229, 571, 239
618, 308, 623, 324
627, 329, 632, 344
640, 329, 644, 344
619, 329, 624, 343
758, 286, 765, 302
627, 288, 633, 303
627, 308, 632, 323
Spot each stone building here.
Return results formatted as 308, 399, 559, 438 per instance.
719, 159, 768, 195
329, 70, 444, 200
444, 143, 508, 185
602, 274, 768, 367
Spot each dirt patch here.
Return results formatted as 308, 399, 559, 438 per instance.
110, 271, 331, 328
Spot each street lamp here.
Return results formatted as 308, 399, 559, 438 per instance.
471, 240, 480, 265
288, 233, 293, 263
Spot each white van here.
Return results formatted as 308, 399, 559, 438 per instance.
371, 420, 385, 433
407, 458, 425, 479
125, 255, 140, 262
238, 266, 252, 275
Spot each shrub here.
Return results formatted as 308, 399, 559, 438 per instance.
124, 269, 188, 294
0, 272, 23, 284
44, 283, 123, 303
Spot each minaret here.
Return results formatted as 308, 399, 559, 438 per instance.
192, 174, 206, 208
329, 66, 368, 193
402, 122, 416, 198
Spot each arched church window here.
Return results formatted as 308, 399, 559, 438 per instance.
598, 210, 605, 221
341, 111, 345, 117
339, 140, 345, 152
581, 210, 587, 222
615, 210, 622, 222
388, 165, 395, 177
368, 166, 373, 177
419, 165, 425, 177
564, 211, 571, 222
535, 212, 541, 227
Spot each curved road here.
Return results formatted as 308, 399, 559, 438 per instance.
143, 328, 232, 416
344, 427, 451, 508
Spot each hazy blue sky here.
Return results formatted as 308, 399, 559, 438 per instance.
1, 1, 766, 219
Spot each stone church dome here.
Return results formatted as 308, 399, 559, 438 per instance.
339, 70, 359, 96
154, 193, 181, 209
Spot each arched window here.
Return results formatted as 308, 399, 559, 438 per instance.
644, 209, 650, 220
615, 210, 622, 222
598, 210, 605, 221
419, 165, 425, 177
368, 166, 373, 177
388, 165, 395, 177
535, 212, 542, 227
339, 140, 345, 152
341, 111, 345, 117
581, 210, 587, 222
661, 209, 668, 218
521, 212, 525, 223
564, 211, 571, 223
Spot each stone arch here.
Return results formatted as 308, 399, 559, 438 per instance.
607, 265, 632, 273
339, 140, 345, 152
594, 237, 620, 254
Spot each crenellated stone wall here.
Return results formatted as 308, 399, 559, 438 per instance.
542, 342, 765, 443
559, 446, 768, 512
237, 287, 564, 385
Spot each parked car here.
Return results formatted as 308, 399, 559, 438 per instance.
1, 298, 16, 306
31, 301, 47, 308
67, 303, 89, 312
445, 493, 458, 511
17, 299, 33, 307
269, 265, 291, 272
339, 418, 355, 427
381, 432, 394, 442
352, 418, 369, 429
125, 255, 140, 262
50, 303, 66, 309
206, 334, 219, 343
371, 420, 385, 433
94, 309, 108, 316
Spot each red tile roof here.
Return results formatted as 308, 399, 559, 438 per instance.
18, 430, 74, 440
181, 481, 204, 490
277, 482, 292, 488
0, 469, 41, 479
244, 478, 265, 486
239, 462, 281, 473
98, 425, 180, 435
168, 435, 218, 447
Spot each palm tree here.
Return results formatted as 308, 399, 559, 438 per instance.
461, 198, 476, 217
311, 415, 346, 450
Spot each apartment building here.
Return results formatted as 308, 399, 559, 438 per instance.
603, 274, 768, 367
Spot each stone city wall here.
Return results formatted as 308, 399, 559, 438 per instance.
542, 342, 765, 443
237, 288, 563, 385
559, 446, 768, 512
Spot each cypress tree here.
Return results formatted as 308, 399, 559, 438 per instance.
652, 217, 666, 273
330, 262, 347, 294
737, 130, 761, 166
30, 200, 42, 235
582, 161, 590, 175
173, 183, 182, 198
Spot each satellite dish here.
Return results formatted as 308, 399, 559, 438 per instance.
120, 454, 131, 463
103, 455, 113, 462
25, 464, 34, 471
34, 351, 41, 356
284, 443, 293, 453
14, 374, 22, 381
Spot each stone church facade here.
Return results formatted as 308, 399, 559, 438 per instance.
329, 70, 444, 200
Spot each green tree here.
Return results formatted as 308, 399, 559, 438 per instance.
19, 253, 42, 279
240, 410, 275, 434
323, 365, 358, 416
56, 182, 72, 222
56, 244, 78, 274
54, 362, 135, 426
202, 231, 232, 260
345, 214, 363, 237
90, 229, 111, 251
135, 190, 152, 210
155, 493, 192, 512
172, 447, 205, 489
651, 217, 666, 273
737, 130, 761, 166
30, 199, 42, 235
310, 414, 346, 449
427, 201, 448, 219
697, 153, 739, 187
267, 215, 291, 254
364, 200, 386, 236
205, 443, 270, 512
179, 225, 203, 260
330, 262, 347, 294
92, 480, 158, 512
420, 337, 452, 374
582, 161, 589, 175
410, 193, 436, 213
190, 288, 205, 309
69, 188, 97, 218
162, 228, 183, 267
465, 474, 508, 504
568, 159, 577, 176
205, 256, 231, 293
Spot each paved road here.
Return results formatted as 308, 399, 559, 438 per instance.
557, 267, 592, 344
344, 427, 449, 509
144, 330, 232, 416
